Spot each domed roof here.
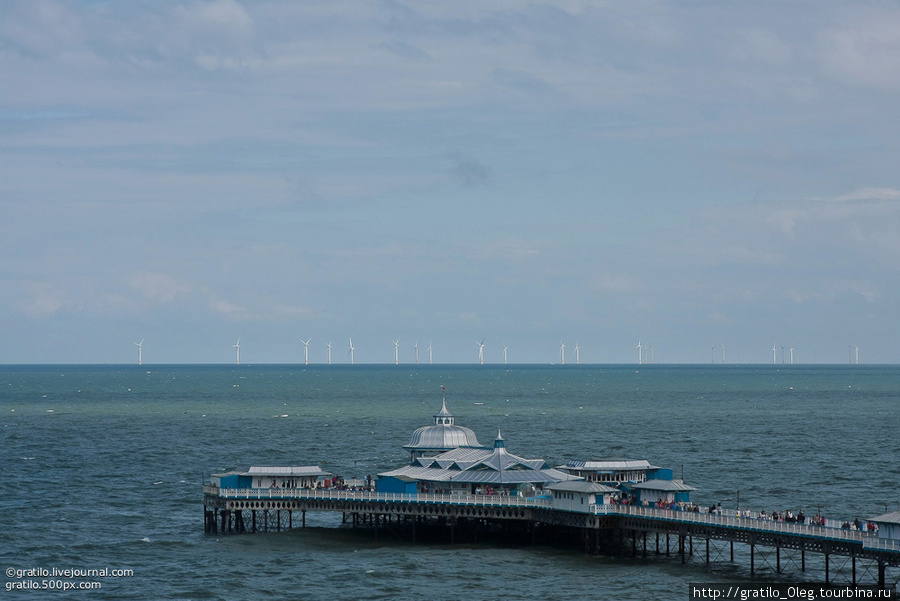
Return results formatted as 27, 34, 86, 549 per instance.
403, 400, 484, 453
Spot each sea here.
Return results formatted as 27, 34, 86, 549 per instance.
2, 364, 898, 600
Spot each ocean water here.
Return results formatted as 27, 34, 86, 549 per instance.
2, 364, 898, 600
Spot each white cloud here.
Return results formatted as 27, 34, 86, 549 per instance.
818, 9, 900, 90
129, 272, 190, 304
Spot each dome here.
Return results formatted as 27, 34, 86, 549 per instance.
403, 400, 484, 455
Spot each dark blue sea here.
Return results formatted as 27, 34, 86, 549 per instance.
2, 364, 898, 599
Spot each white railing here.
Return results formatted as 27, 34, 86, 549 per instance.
588, 505, 896, 548
203, 485, 900, 553
205, 485, 550, 508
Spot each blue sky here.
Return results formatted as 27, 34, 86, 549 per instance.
2, 0, 900, 364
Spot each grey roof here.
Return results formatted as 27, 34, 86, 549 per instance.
382, 434, 580, 486
870, 511, 900, 524
631, 479, 696, 492
403, 400, 485, 452
546, 481, 619, 494
561, 459, 660, 471
233, 466, 331, 477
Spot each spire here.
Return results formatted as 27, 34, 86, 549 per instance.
434, 398, 454, 426
494, 430, 505, 448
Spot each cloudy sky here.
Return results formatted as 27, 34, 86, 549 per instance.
2, 0, 900, 364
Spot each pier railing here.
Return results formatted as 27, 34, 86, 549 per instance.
589, 504, 900, 552
205, 485, 549, 508
204, 485, 900, 552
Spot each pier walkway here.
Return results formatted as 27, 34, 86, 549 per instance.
204, 484, 900, 588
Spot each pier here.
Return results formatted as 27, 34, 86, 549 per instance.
203, 486, 900, 589
203, 401, 900, 590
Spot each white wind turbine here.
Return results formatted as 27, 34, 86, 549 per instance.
326, 342, 333, 365
427, 341, 433, 365
560, 341, 566, 365
134, 339, 143, 365
574, 341, 580, 365
348, 338, 355, 364
772, 344, 777, 365
414, 340, 419, 365
790, 347, 794, 365
476, 339, 485, 365
856, 346, 859, 365
392, 339, 400, 365
233, 338, 241, 365
636, 340, 643, 365
503, 345, 508, 365
301, 338, 311, 365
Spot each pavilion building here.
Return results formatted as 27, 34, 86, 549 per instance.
379, 430, 579, 496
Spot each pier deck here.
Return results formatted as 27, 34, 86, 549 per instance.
203, 485, 900, 588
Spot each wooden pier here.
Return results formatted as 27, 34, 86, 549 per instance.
203, 486, 900, 589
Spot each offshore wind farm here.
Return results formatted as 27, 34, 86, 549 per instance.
122, 336, 867, 366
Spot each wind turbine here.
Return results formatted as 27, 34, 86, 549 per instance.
326, 342, 333, 365
134, 339, 143, 365
721, 341, 726, 365
560, 341, 566, 365
348, 338, 355, 365
427, 341, 433, 365
856, 346, 859, 365
790, 347, 794, 365
637, 340, 643, 365
476, 339, 485, 365
574, 341, 580, 365
301, 338, 311, 365
772, 344, 777, 365
392, 339, 400, 365
233, 338, 241, 365
781, 345, 785, 364
503, 345, 508, 365
414, 340, 419, 365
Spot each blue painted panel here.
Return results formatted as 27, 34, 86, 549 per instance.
651, 468, 673, 480
218, 474, 240, 488
376, 477, 416, 494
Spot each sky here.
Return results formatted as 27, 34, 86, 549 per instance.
2, 0, 900, 365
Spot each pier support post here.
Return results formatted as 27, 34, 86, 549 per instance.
777, 544, 781, 574
878, 561, 885, 589
801, 545, 805, 572
852, 554, 856, 587
825, 552, 830, 585
302, 510, 306, 528
750, 542, 755, 576
730, 540, 734, 562
642, 531, 647, 558
706, 538, 710, 565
